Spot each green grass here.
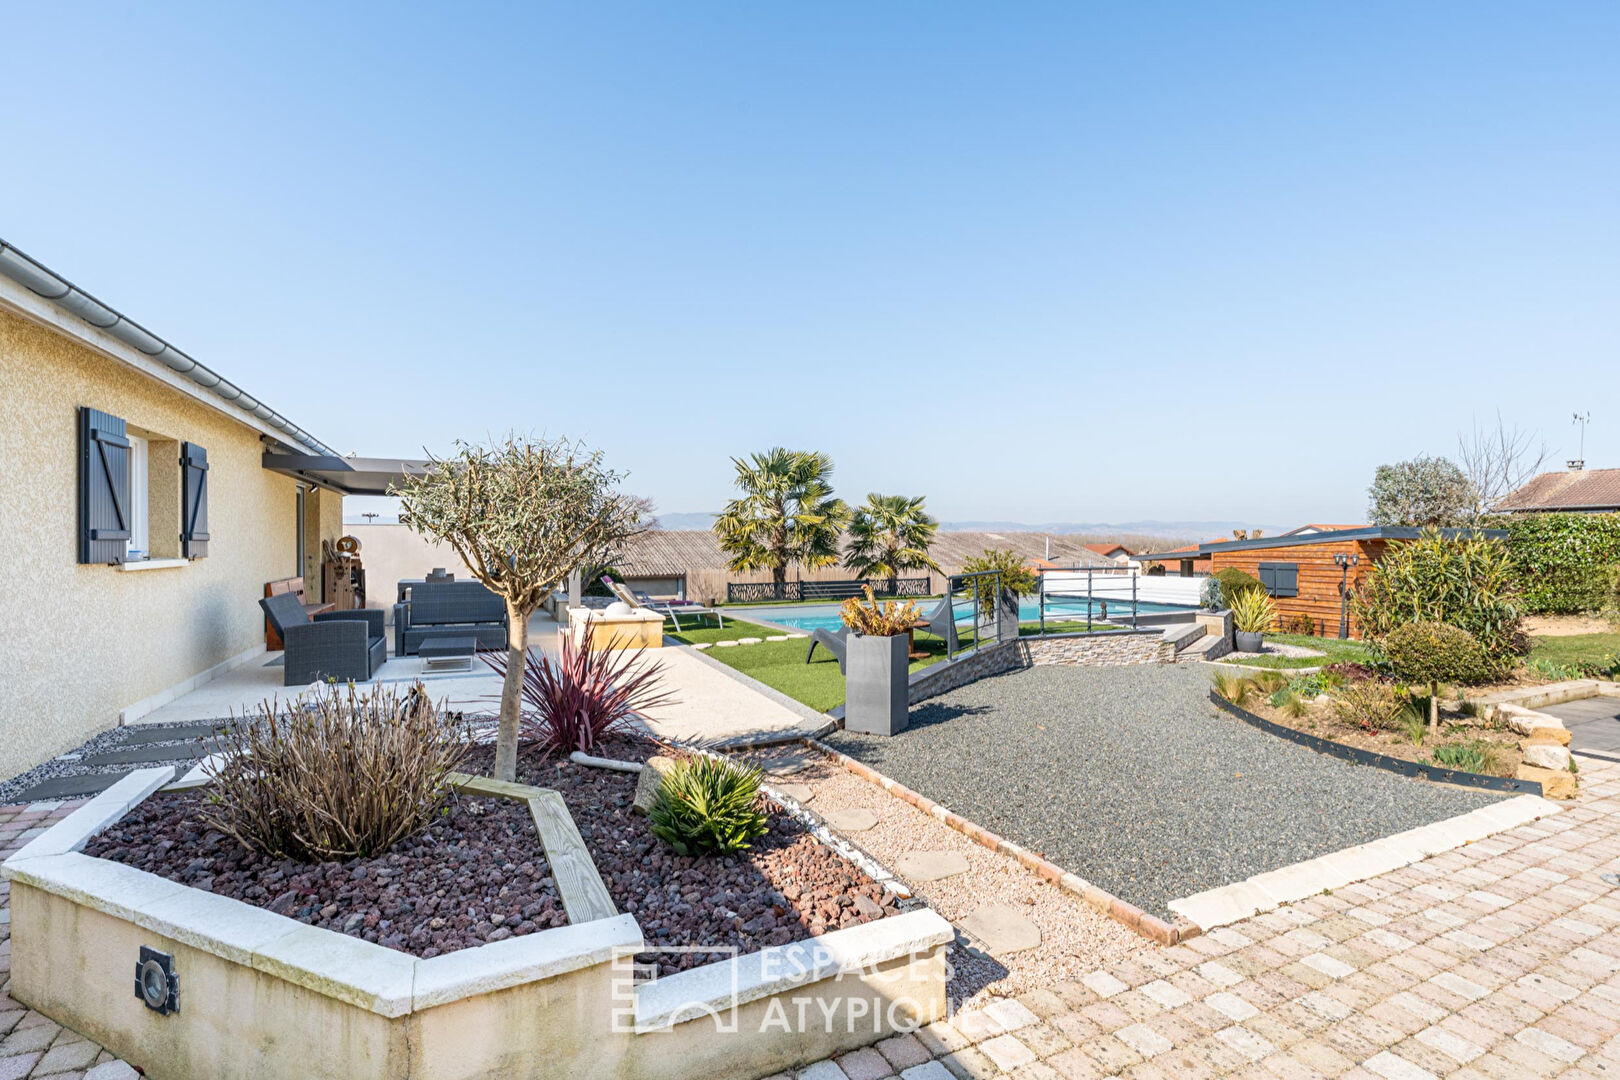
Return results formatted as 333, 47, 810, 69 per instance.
1527, 632, 1620, 678
1222, 633, 1376, 670
668, 618, 949, 712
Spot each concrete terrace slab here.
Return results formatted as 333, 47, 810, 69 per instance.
636, 646, 827, 745
10, 770, 134, 801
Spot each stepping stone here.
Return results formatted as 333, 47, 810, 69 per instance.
894, 850, 971, 882
692, 642, 713, 650
766, 635, 790, 641
79, 741, 218, 767
120, 721, 234, 745
715, 640, 739, 647
958, 904, 1042, 956
786, 633, 808, 639
765, 753, 815, 777
822, 808, 878, 832
737, 637, 763, 645
12, 770, 133, 801
771, 783, 814, 804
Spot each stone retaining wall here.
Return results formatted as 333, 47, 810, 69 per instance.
908, 631, 1169, 705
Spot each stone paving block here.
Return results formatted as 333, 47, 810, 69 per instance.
0, 1053, 43, 1080
35, 1038, 101, 1073
977, 1034, 1037, 1071
835, 1047, 893, 1080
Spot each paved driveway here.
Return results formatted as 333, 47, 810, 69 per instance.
1540, 696, 1620, 758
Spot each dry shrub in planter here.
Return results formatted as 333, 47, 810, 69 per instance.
648, 755, 769, 856
839, 587, 920, 636
202, 682, 468, 861
1329, 680, 1414, 734
482, 623, 674, 756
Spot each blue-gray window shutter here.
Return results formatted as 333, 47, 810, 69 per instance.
1259, 562, 1298, 597
78, 407, 131, 564
181, 442, 210, 559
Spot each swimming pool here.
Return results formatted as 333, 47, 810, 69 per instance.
726, 595, 1194, 635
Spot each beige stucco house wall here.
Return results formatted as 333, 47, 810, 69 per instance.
0, 303, 340, 781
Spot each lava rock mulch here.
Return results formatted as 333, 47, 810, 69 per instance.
823, 664, 1503, 920
82, 737, 900, 970
86, 787, 568, 957
462, 739, 902, 975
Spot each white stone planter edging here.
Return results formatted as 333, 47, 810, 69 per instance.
634, 908, 952, 1031
4, 764, 954, 1079
1166, 793, 1562, 931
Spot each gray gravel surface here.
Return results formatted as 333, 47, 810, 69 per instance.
823, 664, 1502, 919
0, 719, 231, 805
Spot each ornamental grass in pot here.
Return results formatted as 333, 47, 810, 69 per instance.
1230, 588, 1276, 654
840, 588, 920, 736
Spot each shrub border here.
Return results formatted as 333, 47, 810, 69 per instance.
803, 738, 1200, 947
1206, 691, 1542, 796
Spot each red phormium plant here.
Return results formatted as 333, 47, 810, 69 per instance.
482, 623, 675, 755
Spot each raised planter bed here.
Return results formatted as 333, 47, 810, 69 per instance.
3, 758, 952, 1079
1208, 691, 1542, 795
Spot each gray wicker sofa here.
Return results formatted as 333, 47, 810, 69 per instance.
259, 593, 388, 686
393, 580, 509, 656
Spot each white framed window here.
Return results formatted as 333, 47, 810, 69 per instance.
127, 433, 150, 560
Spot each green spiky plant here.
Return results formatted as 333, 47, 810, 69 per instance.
648, 755, 770, 856
1212, 671, 1255, 705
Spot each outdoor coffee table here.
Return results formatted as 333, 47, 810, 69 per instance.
418, 634, 478, 672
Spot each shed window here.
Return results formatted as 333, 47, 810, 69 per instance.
1259, 562, 1298, 598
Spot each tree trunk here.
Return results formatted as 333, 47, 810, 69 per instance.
773, 565, 786, 587
1428, 680, 1440, 735
494, 601, 529, 781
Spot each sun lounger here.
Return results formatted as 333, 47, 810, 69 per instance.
600, 576, 724, 633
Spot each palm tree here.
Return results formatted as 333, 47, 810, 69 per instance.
712, 449, 849, 586
844, 493, 940, 587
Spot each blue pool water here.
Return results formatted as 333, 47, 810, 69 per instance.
729, 596, 1192, 635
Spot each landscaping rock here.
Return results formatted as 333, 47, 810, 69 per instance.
893, 850, 971, 882
958, 904, 1042, 956
822, 808, 878, 832
1522, 742, 1572, 771
771, 783, 815, 804
1498, 704, 1570, 738
1526, 725, 1572, 747
631, 755, 679, 816
1516, 764, 1576, 800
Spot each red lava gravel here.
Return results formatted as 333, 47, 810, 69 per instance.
82, 738, 902, 972
464, 739, 903, 975
85, 787, 567, 958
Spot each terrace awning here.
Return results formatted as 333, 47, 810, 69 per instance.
261, 452, 431, 496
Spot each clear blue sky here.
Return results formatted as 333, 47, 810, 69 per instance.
4, 3, 1616, 527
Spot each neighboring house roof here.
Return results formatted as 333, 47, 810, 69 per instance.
0, 239, 337, 456
1138, 543, 1212, 571
1083, 543, 1133, 557
1280, 523, 1366, 536
1494, 469, 1620, 513
1142, 525, 1507, 559
616, 530, 1117, 579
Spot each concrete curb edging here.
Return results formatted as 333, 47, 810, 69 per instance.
802, 738, 1199, 947
1167, 793, 1562, 932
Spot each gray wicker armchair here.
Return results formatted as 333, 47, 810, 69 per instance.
259, 593, 388, 686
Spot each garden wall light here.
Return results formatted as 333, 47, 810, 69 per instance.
134, 946, 179, 1015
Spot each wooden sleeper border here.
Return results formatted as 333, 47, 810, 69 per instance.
802, 738, 1200, 947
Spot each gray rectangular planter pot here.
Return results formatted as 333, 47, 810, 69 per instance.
845, 632, 910, 736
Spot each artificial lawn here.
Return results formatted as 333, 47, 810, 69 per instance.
1224, 633, 1376, 670
1529, 632, 1620, 673
666, 618, 948, 712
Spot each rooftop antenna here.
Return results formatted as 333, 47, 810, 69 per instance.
1570, 412, 1591, 471
362, 512, 380, 524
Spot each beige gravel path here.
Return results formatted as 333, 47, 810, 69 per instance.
746, 745, 1143, 1007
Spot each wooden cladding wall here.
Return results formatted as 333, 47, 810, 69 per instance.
1209, 539, 1387, 639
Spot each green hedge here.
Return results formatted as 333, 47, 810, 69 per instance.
1483, 513, 1620, 614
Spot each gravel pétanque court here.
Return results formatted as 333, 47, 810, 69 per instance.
823, 664, 1504, 919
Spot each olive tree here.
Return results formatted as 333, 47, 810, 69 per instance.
395, 436, 646, 781
1367, 456, 1475, 527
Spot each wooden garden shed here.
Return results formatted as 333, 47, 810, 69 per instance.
1180, 526, 1506, 639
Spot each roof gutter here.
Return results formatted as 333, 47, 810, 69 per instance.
0, 239, 338, 457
